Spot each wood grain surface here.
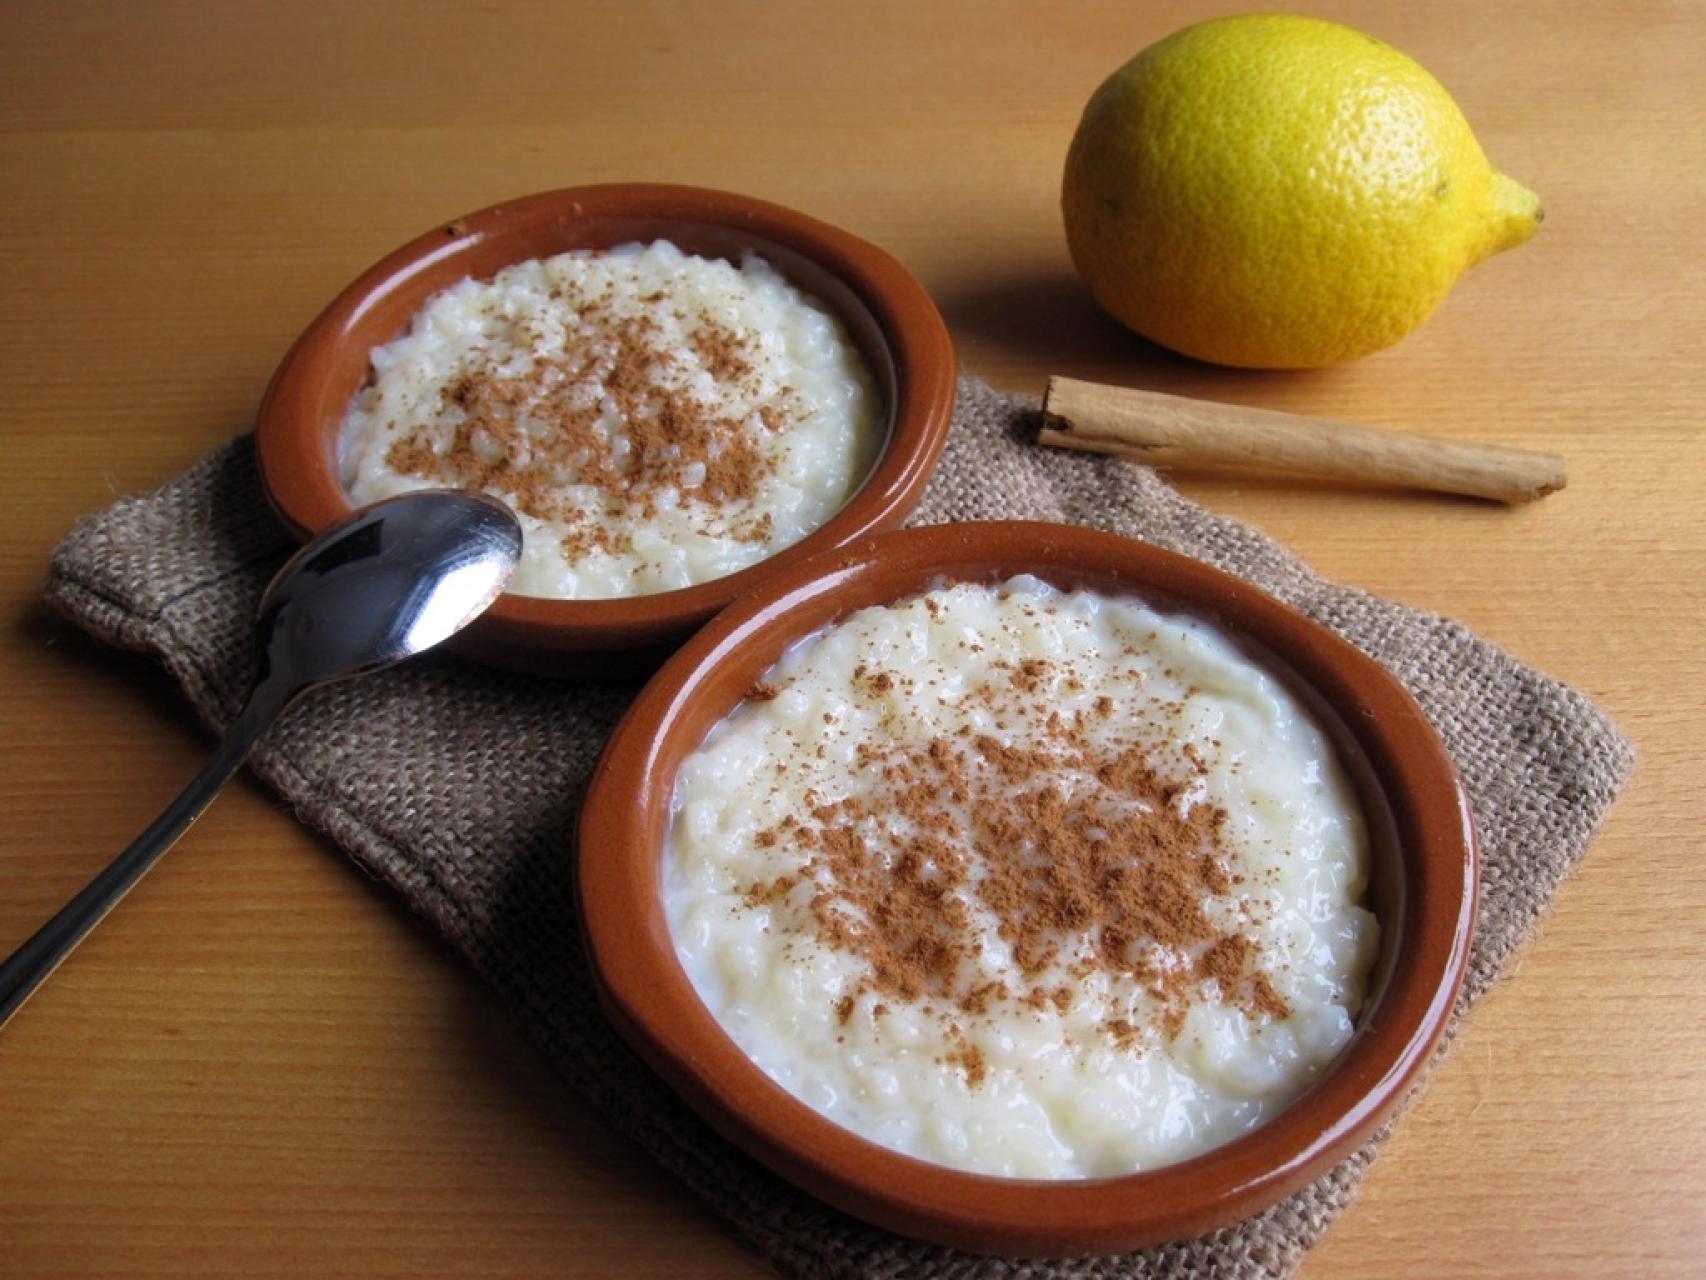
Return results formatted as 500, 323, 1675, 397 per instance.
2, 2, 1701, 1275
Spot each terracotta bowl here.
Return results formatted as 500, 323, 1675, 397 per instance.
256, 184, 957, 675
578, 521, 1477, 1257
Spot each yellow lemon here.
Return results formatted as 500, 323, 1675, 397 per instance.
1061, 14, 1542, 368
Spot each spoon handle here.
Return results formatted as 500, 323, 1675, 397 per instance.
0, 680, 294, 1029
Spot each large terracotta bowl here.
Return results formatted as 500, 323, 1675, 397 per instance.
256, 184, 956, 675
578, 521, 1477, 1257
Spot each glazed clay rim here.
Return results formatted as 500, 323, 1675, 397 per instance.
255, 184, 956, 671
578, 520, 1478, 1257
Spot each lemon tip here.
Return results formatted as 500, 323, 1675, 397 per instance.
1486, 171, 1543, 254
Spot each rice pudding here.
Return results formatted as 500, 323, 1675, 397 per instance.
339, 240, 882, 599
664, 576, 1379, 1179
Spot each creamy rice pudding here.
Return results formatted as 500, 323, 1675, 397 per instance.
664, 576, 1379, 1179
339, 240, 882, 599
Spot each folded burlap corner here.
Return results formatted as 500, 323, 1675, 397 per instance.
45, 377, 1632, 1279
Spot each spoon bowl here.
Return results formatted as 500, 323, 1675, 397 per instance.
255, 489, 523, 690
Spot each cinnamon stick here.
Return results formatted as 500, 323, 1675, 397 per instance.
1039, 376, 1566, 503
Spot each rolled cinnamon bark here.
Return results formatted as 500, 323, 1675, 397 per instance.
1039, 376, 1566, 503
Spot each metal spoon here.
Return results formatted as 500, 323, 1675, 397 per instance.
0, 490, 522, 1028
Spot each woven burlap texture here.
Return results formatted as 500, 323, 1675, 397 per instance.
46, 377, 1632, 1279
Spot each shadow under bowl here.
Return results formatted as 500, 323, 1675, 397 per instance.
577, 520, 1477, 1257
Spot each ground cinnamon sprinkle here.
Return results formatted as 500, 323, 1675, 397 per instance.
381, 279, 797, 558
940, 1028, 988, 1087
740, 644, 1296, 1084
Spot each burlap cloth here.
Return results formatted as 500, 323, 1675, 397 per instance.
45, 376, 1632, 1278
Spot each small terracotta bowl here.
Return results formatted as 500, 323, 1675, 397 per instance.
256, 184, 956, 675
578, 521, 1477, 1257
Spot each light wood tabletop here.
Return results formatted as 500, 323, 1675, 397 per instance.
2, 2, 1701, 1275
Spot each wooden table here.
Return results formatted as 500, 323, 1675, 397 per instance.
2, 3, 1700, 1275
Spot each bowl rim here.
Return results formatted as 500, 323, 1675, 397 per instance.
255, 183, 957, 661
577, 520, 1478, 1257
